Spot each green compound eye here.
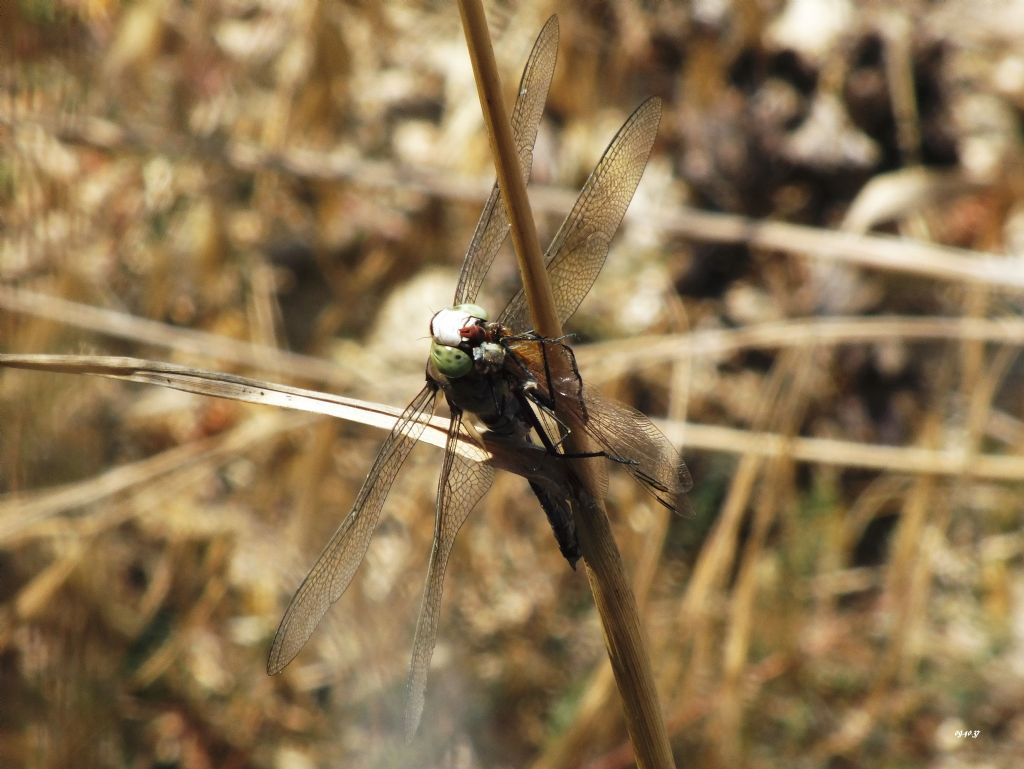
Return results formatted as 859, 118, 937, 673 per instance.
454, 303, 488, 321
430, 340, 472, 378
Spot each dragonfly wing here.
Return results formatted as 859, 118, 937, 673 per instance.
454, 15, 559, 306
267, 383, 438, 675
405, 411, 495, 738
579, 388, 693, 513
498, 97, 662, 330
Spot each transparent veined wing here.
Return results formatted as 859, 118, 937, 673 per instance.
506, 336, 690, 513
577, 389, 692, 513
453, 15, 558, 306
498, 97, 662, 331
267, 383, 437, 675
404, 411, 495, 738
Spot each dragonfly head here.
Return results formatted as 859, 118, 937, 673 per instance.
429, 304, 489, 378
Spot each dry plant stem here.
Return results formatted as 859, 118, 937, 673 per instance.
666, 414, 1024, 479
0, 353, 459, 452
456, 0, 557, 336
456, 4, 675, 768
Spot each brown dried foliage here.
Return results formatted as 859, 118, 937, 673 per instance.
2, 1, 1024, 768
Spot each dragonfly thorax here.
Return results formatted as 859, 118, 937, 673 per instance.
471, 340, 505, 370
429, 303, 508, 378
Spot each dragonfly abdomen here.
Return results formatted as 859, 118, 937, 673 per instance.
528, 481, 581, 567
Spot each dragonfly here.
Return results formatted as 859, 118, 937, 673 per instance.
266, 15, 692, 736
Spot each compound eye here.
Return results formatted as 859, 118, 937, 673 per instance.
430, 340, 472, 378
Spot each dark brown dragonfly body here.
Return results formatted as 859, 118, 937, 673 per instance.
267, 15, 692, 738
428, 316, 589, 564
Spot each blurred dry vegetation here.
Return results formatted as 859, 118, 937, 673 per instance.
2, 0, 1024, 767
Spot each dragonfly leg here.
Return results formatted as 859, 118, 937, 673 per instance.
522, 389, 579, 452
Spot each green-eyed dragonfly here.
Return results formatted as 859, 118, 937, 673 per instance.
267, 15, 692, 736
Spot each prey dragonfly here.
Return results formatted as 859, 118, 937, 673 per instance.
267, 15, 692, 735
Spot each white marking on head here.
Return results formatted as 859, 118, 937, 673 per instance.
430, 307, 478, 347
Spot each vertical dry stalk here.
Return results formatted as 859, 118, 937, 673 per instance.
455, 3, 676, 768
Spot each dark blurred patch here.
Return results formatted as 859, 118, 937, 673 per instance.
914, 43, 959, 167
855, 357, 919, 435
729, 47, 819, 99
844, 36, 958, 170
674, 242, 751, 298
851, 511, 899, 567
828, 344, 924, 447
844, 34, 891, 155
0, 551, 15, 603
735, 347, 777, 374
385, 90, 444, 126
266, 238, 335, 351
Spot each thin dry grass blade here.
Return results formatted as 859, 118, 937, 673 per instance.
0, 353, 457, 452
577, 315, 1024, 378
661, 421, 1024, 480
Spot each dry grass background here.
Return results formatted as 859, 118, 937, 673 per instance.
3, 1, 1024, 767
